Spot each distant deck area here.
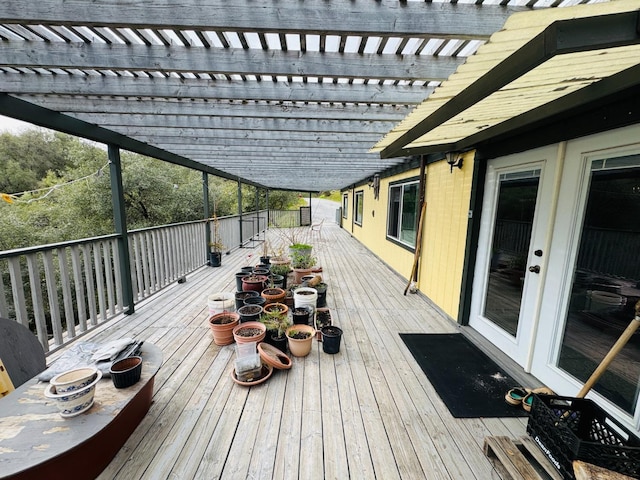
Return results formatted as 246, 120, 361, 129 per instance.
48, 222, 526, 479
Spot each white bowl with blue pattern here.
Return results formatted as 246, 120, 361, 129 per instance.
44, 369, 102, 418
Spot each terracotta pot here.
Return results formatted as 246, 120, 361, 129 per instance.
261, 287, 286, 305
233, 321, 267, 344
285, 324, 316, 357
242, 275, 268, 292
208, 312, 240, 346
293, 267, 313, 284
263, 302, 289, 316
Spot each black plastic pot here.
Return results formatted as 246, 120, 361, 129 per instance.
270, 274, 285, 289
266, 333, 288, 353
321, 326, 343, 354
259, 256, 271, 265
238, 304, 263, 323
235, 272, 248, 292
209, 252, 222, 267
292, 305, 313, 325
235, 290, 259, 310
315, 283, 327, 308
243, 296, 266, 308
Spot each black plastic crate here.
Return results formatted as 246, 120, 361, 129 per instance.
526, 394, 640, 479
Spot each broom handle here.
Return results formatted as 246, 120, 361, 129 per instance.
575, 299, 640, 399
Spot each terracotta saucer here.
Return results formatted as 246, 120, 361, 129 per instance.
257, 343, 292, 370
230, 363, 273, 386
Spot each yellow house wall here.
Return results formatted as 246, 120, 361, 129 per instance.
342, 153, 474, 320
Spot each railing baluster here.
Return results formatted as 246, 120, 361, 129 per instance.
111, 238, 123, 313
0, 263, 9, 318
26, 254, 48, 351
42, 250, 63, 346
82, 244, 98, 327
103, 241, 116, 317
58, 248, 76, 340
93, 242, 107, 323
7, 257, 28, 329
70, 245, 87, 333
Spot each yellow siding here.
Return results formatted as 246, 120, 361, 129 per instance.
342, 153, 475, 320
420, 153, 474, 319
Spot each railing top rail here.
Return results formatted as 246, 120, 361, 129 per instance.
0, 233, 120, 259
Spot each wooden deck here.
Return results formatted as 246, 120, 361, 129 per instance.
52, 222, 527, 479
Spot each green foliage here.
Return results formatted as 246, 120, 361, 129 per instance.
260, 309, 292, 338
290, 251, 316, 269
0, 129, 304, 251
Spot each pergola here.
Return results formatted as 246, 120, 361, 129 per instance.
0, 0, 563, 193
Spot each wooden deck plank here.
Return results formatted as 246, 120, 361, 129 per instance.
31, 222, 534, 479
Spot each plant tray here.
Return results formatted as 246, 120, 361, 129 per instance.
526, 394, 640, 479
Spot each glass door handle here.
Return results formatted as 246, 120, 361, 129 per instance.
528, 265, 540, 274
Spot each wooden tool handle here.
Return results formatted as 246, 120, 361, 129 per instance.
575, 300, 640, 398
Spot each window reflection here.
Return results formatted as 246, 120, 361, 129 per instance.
559, 161, 640, 415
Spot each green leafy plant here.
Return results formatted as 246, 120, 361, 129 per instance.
270, 263, 290, 277
290, 251, 316, 269
260, 309, 292, 338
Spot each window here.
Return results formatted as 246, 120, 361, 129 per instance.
387, 180, 419, 247
354, 191, 363, 226
342, 193, 348, 219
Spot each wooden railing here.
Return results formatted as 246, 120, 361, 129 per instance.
0, 211, 268, 354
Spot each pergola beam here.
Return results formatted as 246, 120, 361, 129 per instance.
0, 74, 432, 104
19, 96, 413, 121
0, 42, 462, 81
0, 1, 522, 39
76, 113, 396, 134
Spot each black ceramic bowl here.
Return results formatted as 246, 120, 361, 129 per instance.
109, 356, 143, 389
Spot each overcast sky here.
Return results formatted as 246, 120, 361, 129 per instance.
0, 115, 33, 133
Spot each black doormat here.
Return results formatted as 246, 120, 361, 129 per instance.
400, 333, 527, 418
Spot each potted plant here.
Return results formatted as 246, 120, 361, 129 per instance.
260, 239, 271, 265
290, 250, 316, 284
270, 262, 291, 289
261, 287, 286, 305
238, 304, 263, 323
285, 324, 315, 357
208, 312, 240, 346
315, 307, 332, 341
233, 321, 267, 344
208, 213, 225, 267
260, 307, 292, 352
241, 274, 268, 293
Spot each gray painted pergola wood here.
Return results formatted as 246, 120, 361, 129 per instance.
0, 0, 584, 193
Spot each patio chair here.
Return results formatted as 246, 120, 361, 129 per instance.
310, 218, 324, 240
0, 317, 46, 390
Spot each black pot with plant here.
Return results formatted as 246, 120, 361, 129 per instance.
260, 308, 292, 353
238, 304, 263, 323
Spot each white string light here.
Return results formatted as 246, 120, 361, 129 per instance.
1, 162, 109, 204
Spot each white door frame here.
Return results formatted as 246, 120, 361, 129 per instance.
531, 125, 640, 431
469, 145, 559, 367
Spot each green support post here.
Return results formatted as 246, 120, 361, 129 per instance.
108, 145, 134, 315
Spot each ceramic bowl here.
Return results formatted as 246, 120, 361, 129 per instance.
109, 356, 143, 389
44, 369, 102, 418
49, 366, 100, 394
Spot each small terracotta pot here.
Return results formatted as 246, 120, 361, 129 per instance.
263, 302, 289, 316
261, 287, 286, 305
233, 321, 267, 344
208, 312, 240, 346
